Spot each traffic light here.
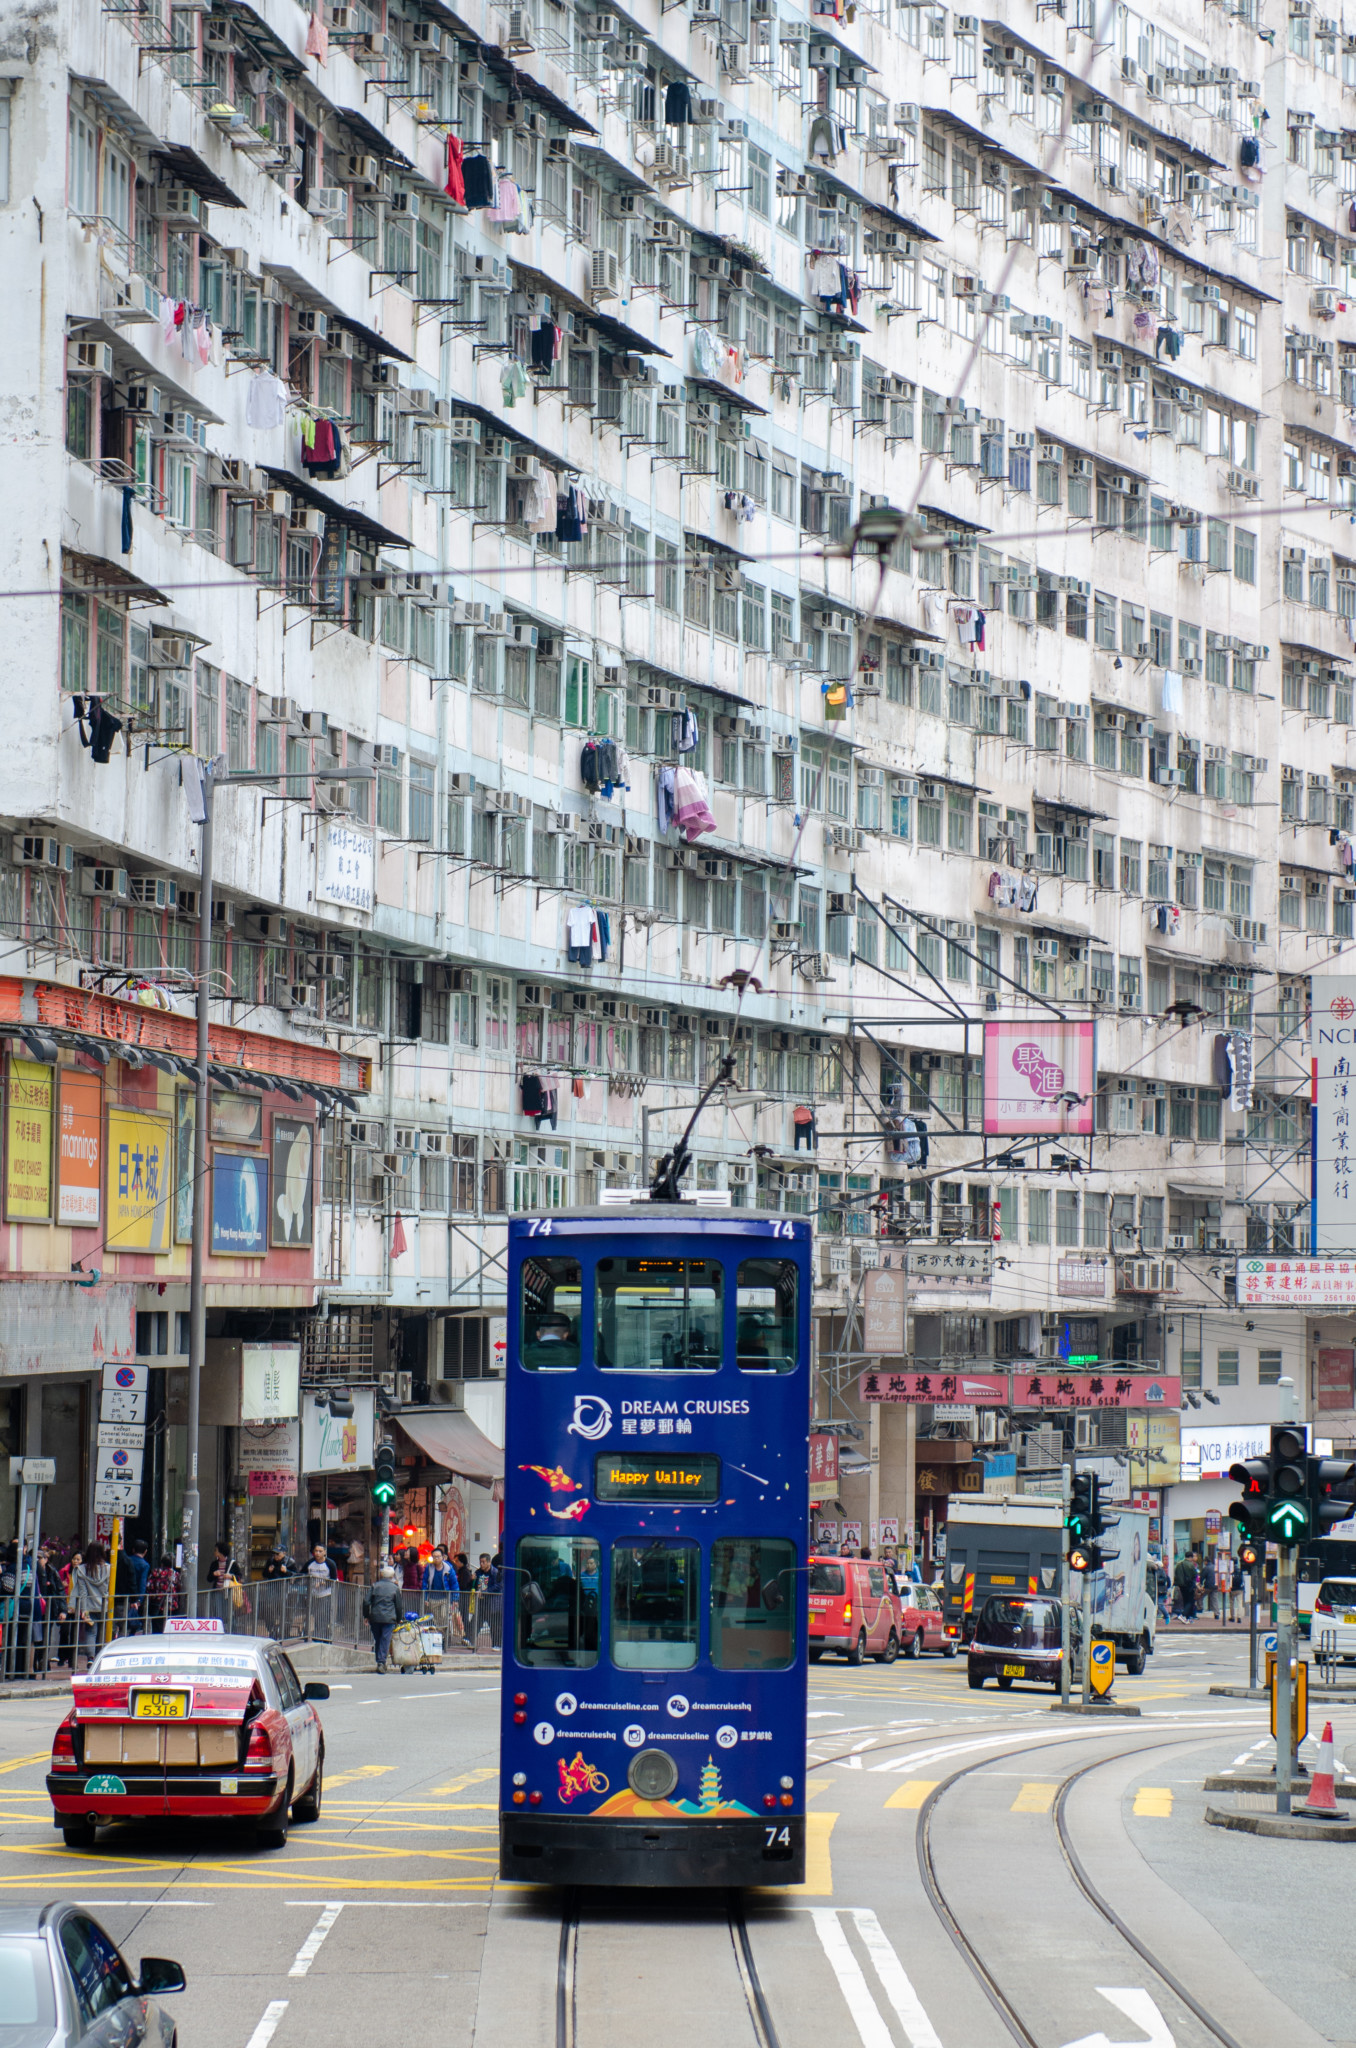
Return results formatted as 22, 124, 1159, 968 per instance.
1268, 1426, 1309, 1543
372, 1440, 397, 1508
1068, 1472, 1106, 1573
1309, 1456, 1356, 1535
1238, 1537, 1260, 1571
1227, 1450, 1270, 1551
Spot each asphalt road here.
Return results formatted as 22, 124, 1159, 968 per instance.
0, 1633, 1351, 2048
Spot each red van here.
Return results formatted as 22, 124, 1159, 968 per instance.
808, 1556, 902, 1664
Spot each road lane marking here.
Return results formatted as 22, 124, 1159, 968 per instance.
1131, 1788, 1173, 1818
1012, 1783, 1057, 1814
0, 1754, 50, 1775
289, 1903, 343, 1976
851, 1909, 944, 2048
244, 2001, 289, 2048
1061, 1986, 1175, 2048
883, 1781, 938, 1811
809, 1909, 894, 2048
323, 1766, 395, 1789
430, 1769, 498, 1794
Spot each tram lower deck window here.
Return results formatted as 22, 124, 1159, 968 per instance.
595, 1259, 722, 1372
515, 1536, 600, 1666
611, 1540, 700, 1669
710, 1538, 796, 1670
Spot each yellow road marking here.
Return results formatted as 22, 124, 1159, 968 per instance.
804, 1780, 835, 1802
0, 1876, 496, 1892
1133, 1787, 1174, 1818
1011, 1783, 1057, 1814
324, 1766, 396, 1790
429, 1769, 498, 1794
755, 1811, 835, 1897
884, 1780, 938, 1811
0, 1754, 51, 1776
325, 1801, 498, 1812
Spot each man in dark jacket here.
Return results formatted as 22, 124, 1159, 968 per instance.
123, 1539, 150, 1634
364, 1566, 404, 1672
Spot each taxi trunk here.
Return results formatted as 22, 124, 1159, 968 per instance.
49, 1672, 279, 1823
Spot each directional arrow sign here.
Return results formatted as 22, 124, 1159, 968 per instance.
1062, 1986, 1175, 2048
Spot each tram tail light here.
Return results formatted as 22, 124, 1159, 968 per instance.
529, 1790, 542, 1805
780, 1794, 794, 1807
763, 1794, 777, 1809
513, 1791, 526, 1805
514, 1711, 526, 1725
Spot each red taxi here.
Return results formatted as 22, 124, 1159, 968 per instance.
897, 1584, 956, 1659
47, 1619, 327, 1849
808, 1556, 903, 1663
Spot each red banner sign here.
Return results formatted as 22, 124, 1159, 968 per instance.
1010, 1373, 1181, 1411
809, 1432, 839, 1486
860, 1371, 1009, 1406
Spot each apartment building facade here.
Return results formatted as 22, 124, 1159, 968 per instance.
0, 0, 1348, 1566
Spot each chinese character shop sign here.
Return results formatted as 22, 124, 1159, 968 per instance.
982, 1020, 1095, 1136
1313, 976, 1356, 1250
1236, 1256, 1356, 1308
860, 1371, 1009, 1406
1011, 1373, 1181, 1412
318, 821, 374, 915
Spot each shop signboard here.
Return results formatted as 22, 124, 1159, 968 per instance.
982, 1019, 1095, 1136
1010, 1373, 1181, 1411
107, 1107, 171, 1253
1313, 976, 1356, 1248
57, 1068, 102, 1226
862, 1264, 907, 1352
5, 1057, 53, 1221
860, 1370, 1008, 1405
1237, 1256, 1356, 1308
301, 1390, 375, 1474
241, 1343, 300, 1422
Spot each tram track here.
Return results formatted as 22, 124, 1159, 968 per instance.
555, 1886, 785, 2048
914, 1731, 1248, 2048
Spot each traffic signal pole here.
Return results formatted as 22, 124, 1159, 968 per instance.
1276, 1545, 1297, 1816
1248, 1562, 1260, 1691
1060, 1462, 1071, 1709
1080, 1562, 1093, 1707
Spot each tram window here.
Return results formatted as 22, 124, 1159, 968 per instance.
595, 1258, 722, 1372
514, 1536, 601, 1667
520, 1256, 582, 1369
809, 1562, 844, 1595
710, 1538, 796, 1671
610, 1540, 700, 1669
736, 1259, 798, 1372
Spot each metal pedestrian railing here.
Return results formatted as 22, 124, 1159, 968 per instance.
0, 1577, 503, 1681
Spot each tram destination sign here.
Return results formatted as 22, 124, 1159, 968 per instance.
594, 1451, 722, 1502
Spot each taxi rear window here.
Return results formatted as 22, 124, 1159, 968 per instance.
809, 1562, 845, 1595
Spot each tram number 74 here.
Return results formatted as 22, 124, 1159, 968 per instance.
764, 1825, 792, 1847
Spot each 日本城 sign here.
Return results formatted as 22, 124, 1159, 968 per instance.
1236, 1255, 1356, 1308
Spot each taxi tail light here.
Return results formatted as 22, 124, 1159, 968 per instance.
1316, 1598, 1334, 1615
243, 1724, 274, 1772
51, 1716, 77, 1771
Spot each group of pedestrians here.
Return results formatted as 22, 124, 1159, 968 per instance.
1160, 1549, 1248, 1625
364, 1545, 502, 1671
0, 1538, 184, 1676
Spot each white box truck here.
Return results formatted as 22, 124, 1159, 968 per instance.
942, 1495, 1156, 1673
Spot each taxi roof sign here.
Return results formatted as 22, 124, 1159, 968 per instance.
164, 1617, 225, 1633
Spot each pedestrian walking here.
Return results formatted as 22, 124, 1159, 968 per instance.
1173, 1551, 1198, 1624
306, 1543, 336, 1642
400, 1546, 423, 1593
70, 1543, 109, 1666
1154, 1561, 1173, 1629
262, 1546, 296, 1580
34, 1546, 65, 1672
364, 1565, 404, 1672
1230, 1552, 1246, 1624
146, 1554, 181, 1631
123, 1539, 150, 1634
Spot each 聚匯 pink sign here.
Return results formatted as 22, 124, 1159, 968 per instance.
983, 1019, 1095, 1135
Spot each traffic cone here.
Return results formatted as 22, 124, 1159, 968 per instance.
1299, 1722, 1348, 1818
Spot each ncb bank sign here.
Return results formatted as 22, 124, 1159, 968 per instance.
1313, 976, 1356, 1253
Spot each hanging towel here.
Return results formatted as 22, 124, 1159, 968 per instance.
305, 6, 329, 61
1160, 669, 1184, 716
521, 1074, 545, 1117
445, 134, 466, 206
673, 765, 716, 841
501, 359, 530, 407
462, 155, 496, 207
246, 372, 287, 430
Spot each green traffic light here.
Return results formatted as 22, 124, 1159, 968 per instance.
1268, 1499, 1309, 1539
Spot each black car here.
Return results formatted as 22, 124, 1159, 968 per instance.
0, 1902, 184, 2048
966, 1593, 1073, 1691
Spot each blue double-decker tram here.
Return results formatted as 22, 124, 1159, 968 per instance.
499, 1203, 811, 1888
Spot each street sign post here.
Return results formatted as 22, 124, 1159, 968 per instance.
1089, 1639, 1115, 1698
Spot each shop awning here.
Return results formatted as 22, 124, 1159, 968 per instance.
395, 1407, 504, 1489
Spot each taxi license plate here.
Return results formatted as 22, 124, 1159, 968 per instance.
132, 1690, 189, 1719
1001, 1663, 1025, 1678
